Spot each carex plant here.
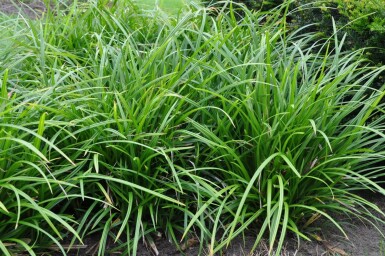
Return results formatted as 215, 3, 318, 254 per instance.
1, 0, 385, 255
182, 2, 385, 255
1, 1, 229, 255
0, 59, 81, 256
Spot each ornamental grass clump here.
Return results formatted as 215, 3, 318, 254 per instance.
0, 0, 385, 255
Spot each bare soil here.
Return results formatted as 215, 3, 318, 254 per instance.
66, 192, 385, 256
1, 1, 385, 255
0, 0, 47, 18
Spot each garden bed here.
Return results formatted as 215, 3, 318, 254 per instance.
0, 0, 385, 256
0, 0, 47, 18
54, 191, 384, 255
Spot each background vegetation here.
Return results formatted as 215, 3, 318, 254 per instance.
205, 0, 385, 64
0, 0, 385, 255
292, 0, 385, 65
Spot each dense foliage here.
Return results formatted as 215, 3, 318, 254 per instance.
0, 1, 385, 255
204, 0, 283, 10
334, 0, 385, 32
292, 0, 385, 64
205, 0, 385, 64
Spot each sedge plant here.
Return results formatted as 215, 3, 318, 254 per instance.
1, 0, 385, 255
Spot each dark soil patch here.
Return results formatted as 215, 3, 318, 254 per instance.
0, 0, 47, 18
50, 192, 385, 256
209, 192, 385, 255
